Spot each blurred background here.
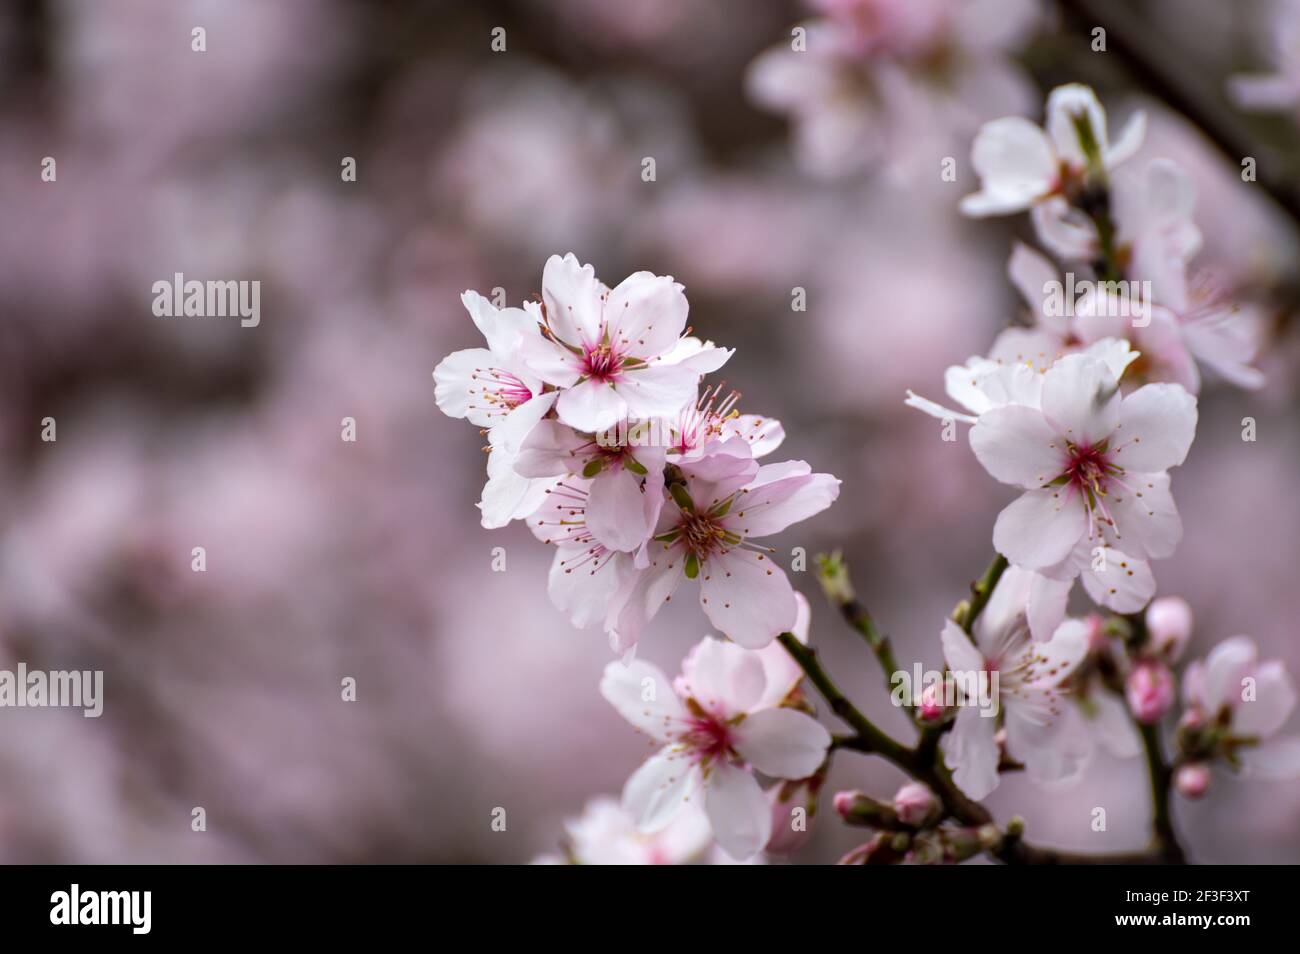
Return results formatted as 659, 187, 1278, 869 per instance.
1, 0, 1297, 863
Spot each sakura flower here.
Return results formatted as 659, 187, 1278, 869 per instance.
669, 382, 785, 463
939, 566, 1091, 799
515, 420, 666, 552
1180, 636, 1300, 780
600, 636, 832, 859
608, 439, 840, 650
519, 254, 725, 433
527, 478, 636, 633
535, 795, 712, 865
961, 83, 1145, 217
970, 353, 1197, 577
433, 291, 559, 527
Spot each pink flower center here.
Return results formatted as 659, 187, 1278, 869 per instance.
679, 511, 729, 558
1066, 443, 1114, 495
472, 367, 534, 417
680, 713, 735, 764
583, 343, 624, 382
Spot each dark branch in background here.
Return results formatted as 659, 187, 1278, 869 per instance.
1056, 0, 1300, 229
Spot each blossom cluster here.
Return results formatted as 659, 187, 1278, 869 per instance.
899, 84, 1298, 811
434, 255, 840, 860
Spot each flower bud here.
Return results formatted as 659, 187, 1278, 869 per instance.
892, 782, 940, 828
766, 778, 819, 856
838, 832, 902, 865
1174, 762, 1211, 799
1145, 597, 1193, 662
833, 789, 898, 828
1126, 659, 1176, 724
917, 681, 947, 724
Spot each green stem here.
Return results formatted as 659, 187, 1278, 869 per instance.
960, 552, 1009, 634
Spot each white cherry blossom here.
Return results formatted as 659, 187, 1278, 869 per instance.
601, 635, 832, 859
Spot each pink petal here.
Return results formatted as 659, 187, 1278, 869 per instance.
605, 271, 689, 359
542, 253, 605, 346
1105, 471, 1181, 560
699, 548, 798, 649
674, 636, 767, 719
557, 377, 629, 433
992, 487, 1088, 570
1040, 353, 1121, 447
703, 761, 771, 860
623, 748, 700, 832
732, 708, 831, 779
1114, 383, 1197, 472
600, 658, 686, 742
970, 405, 1066, 489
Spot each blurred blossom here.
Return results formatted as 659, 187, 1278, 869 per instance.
747, 0, 1039, 181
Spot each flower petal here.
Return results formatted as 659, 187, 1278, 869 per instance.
587, 468, 655, 553
623, 748, 700, 832
616, 362, 699, 422
970, 404, 1066, 489
674, 636, 767, 719
699, 548, 798, 649
542, 253, 605, 346
942, 704, 1001, 799
1105, 471, 1181, 560
1080, 546, 1156, 614
704, 761, 771, 860
733, 708, 831, 779
606, 271, 689, 359
557, 377, 629, 433
1040, 353, 1121, 447
963, 117, 1057, 216
600, 658, 686, 741
1234, 660, 1297, 739
1114, 383, 1197, 472
992, 487, 1088, 570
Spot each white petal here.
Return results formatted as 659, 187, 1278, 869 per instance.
1081, 547, 1156, 614
477, 448, 551, 528
1006, 701, 1091, 787
1037, 617, 1090, 681
600, 658, 686, 741
1105, 110, 1146, 167
513, 418, 586, 478
965, 117, 1057, 214
753, 591, 809, 710
698, 548, 798, 649
1088, 690, 1142, 758
608, 547, 686, 652
942, 704, 1001, 799
1234, 661, 1297, 739
605, 271, 689, 360
941, 618, 986, 681
704, 761, 771, 860
1239, 737, 1300, 779
970, 405, 1066, 489
1046, 83, 1108, 169
720, 414, 785, 457
556, 377, 629, 433
1204, 636, 1258, 713
993, 488, 1088, 570
616, 363, 699, 422
1113, 383, 1197, 472
675, 636, 767, 719
542, 253, 605, 346
487, 391, 558, 456
586, 468, 654, 553
1027, 572, 1072, 642
623, 748, 700, 833
724, 471, 840, 539
733, 708, 831, 779
461, 290, 532, 357
1105, 471, 1181, 561
549, 546, 632, 630
432, 348, 498, 425
1040, 353, 1122, 446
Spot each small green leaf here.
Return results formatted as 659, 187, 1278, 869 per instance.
582, 458, 607, 478
684, 552, 699, 579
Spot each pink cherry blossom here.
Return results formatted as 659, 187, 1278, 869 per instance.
962, 83, 1145, 217
970, 353, 1197, 575
1182, 636, 1300, 780
600, 636, 832, 859
608, 439, 840, 651
939, 567, 1090, 799
518, 253, 720, 433
534, 795, 713, 865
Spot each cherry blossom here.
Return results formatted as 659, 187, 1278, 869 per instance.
1180, 636, 1300, 780
518, 253, 727, 433
433, 291, 560, 528
533, 795, 713, 865
607, 439, 840, 650
961, 83, 1145, 217
600, 635, 832, 859
939, 566, 1090, 799
969, 353, 1197, 578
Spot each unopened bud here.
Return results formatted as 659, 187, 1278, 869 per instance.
765, 778, 819, 856
838, 832, 901, 865
1126, 660, 1176, 724
1174, 762, 1211, 799
892, 782, 940, 828
833, 790, 899, 828
1145, 597, 1193, 662
917, 682, 947, 724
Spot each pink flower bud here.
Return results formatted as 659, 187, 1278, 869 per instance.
765, 779, 818, 856
1175, 762, 1211, 799
892, 782, 939, 828
1126, 660, 1176, 724
917, 682, 946, 724
1145, 597, 1193, 662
